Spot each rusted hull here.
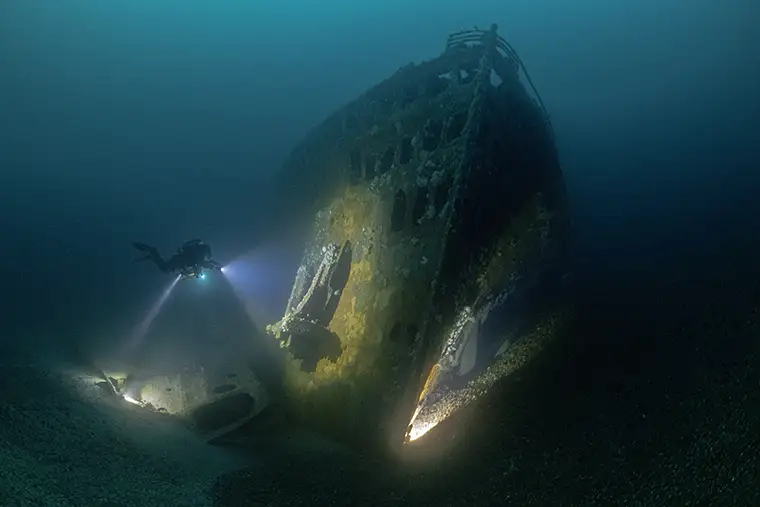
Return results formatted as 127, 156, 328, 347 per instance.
269, 24, 571, 450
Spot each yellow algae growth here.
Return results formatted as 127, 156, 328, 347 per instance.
418, 363, 441, 404
284, 186, 381, 395
325, 186, 376, 245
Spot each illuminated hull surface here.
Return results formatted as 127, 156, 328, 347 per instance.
268, 24, 572, 451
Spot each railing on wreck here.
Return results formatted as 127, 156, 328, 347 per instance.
446, 24, 553, 139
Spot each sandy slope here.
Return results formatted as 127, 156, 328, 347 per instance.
0, 359, 249, 507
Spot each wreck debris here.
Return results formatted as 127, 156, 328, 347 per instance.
101, 364, 268, 443
270, 24, 571, 451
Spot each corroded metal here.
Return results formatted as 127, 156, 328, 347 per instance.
104, 364, 268, 443
269, 24, 571, 451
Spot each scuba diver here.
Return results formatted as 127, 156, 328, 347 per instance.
133, 239, 222, 279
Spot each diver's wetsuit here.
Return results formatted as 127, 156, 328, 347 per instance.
133, 240, 217, 276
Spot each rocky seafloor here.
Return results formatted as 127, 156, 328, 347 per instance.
2, 273, 759, 506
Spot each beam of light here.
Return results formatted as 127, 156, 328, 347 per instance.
220, 258, 265, 329
220, 244, 299, 329
124, 274, 181, 353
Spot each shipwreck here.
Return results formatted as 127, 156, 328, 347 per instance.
266, 24, 572, 452
107, 24, 572, 452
